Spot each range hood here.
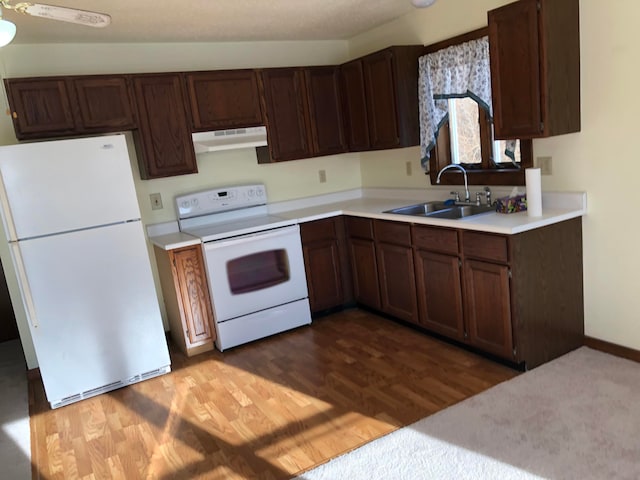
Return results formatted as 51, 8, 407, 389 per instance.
191, 126, 268, 154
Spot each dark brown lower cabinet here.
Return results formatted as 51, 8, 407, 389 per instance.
414, 249, 465, 341
300, 217, 352, 313
375, 220, 419, 324
154, 245, 215, 357
463, 259, 514, 359
345, 216, 583, 369
346, 217, 381, 310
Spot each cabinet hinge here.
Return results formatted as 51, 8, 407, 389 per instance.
508, 269, 512, 279
513, 347, 517, 357
540, 121, 544, 132
464, 331, 468, 339
537, 1, 541, 11
458, 259, 462, 268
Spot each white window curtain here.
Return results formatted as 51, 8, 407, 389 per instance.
418, 36, 515, 169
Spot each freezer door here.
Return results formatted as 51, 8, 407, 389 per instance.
11, 221, 170, 403
0, 134, 141, 240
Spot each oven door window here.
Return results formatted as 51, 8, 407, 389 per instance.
227, 249, 290, 294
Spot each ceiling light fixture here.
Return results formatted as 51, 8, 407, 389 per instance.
0, 1, 110, 47
411, 0, 437, 7
0, 7, 16, 47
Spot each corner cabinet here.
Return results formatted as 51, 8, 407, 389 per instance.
488, 0, 580, 139
185, 69, 263, 131
340, 45, 423, 151
300, 217, 352, 313
5, 75, 135, 139
154, 245, 216, 357
131, 74, 198, 179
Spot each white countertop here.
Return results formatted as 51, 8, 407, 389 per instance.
149, 188, 587, 250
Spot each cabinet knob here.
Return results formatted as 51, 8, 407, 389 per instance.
11, 111, 17, 119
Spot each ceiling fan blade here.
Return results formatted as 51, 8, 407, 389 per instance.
23, 3, 110, 27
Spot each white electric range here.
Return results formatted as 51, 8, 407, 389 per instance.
176, 184, 312, 351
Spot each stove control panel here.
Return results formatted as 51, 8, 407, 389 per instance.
176, 184, 267, 219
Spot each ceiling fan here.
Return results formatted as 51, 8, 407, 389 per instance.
0, 1, 110, 46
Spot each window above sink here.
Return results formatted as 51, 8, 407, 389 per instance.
420, 27, 534, 187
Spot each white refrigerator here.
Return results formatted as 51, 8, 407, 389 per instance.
0, 134, 171, 409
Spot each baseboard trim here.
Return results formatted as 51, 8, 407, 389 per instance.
584, 336, 640, 363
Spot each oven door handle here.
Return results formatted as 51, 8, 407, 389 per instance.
203, 224, 299, 250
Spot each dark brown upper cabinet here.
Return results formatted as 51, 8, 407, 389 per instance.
488, 0, 580, 139
341, 45, 423, 151
72, 76, 136, 131
5, 78, 76, 138
304, 66, 347, 157
259, 68, 312, 162
185, 70, 263, 131
5, 76, 135, 139
259, 66, 346, 162
131, 74, 198, 179
339, 60, 370, 151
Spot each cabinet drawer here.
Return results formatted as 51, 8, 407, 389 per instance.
375, 220, 411, 246
300, 217, 337, 243
346, 216, 374, 240
412, 225, 458, 254
462, 231, 509, 263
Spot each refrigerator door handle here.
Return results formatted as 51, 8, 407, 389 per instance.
10, 243, 39, 329
0, 169, 18, 241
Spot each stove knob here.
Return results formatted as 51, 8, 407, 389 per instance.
257, 188, 264, 197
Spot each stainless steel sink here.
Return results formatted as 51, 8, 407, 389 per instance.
384, 201, 449, 216
384, 202, 495, 220
425, 204, 495, 219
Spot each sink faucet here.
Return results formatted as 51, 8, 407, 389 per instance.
436, 164, 470, 203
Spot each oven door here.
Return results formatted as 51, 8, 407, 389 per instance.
202, 224, 309, 322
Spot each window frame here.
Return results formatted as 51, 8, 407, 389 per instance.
423, 27, 533, 186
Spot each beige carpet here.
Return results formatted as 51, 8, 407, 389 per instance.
0, 339, 30, 480
299, 347, 640, 479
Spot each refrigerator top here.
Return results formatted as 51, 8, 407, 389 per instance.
0, 134, 141, 241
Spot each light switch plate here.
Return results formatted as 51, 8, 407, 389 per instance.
150, 192, 163, 210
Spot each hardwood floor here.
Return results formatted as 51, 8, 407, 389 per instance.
29, 309, 518, 479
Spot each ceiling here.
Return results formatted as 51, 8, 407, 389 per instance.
2, 0, 425, 44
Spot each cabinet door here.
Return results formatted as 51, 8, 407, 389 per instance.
414, 250, 465, 341
340, 60, 370, 151
131, 74, 198, 179
362, 50, 400, 149
301, 218, 351, 313
171, 246, 215, 347
377, 242, 418, 323
348, 238, 381, 309
488, 0, 542, 138
186, 70, 263, 130
260, 68, 312, 162
302, 238, 344, 312
5, 78, 76, 138
305, 66, 347, 156
463, 259, 514, 360
72, 76, 135, 131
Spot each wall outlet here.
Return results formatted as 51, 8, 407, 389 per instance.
537, 156, 553, 175
318, 169, 327, 183
150, 192, 163, 210
406, 161, 412, 176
